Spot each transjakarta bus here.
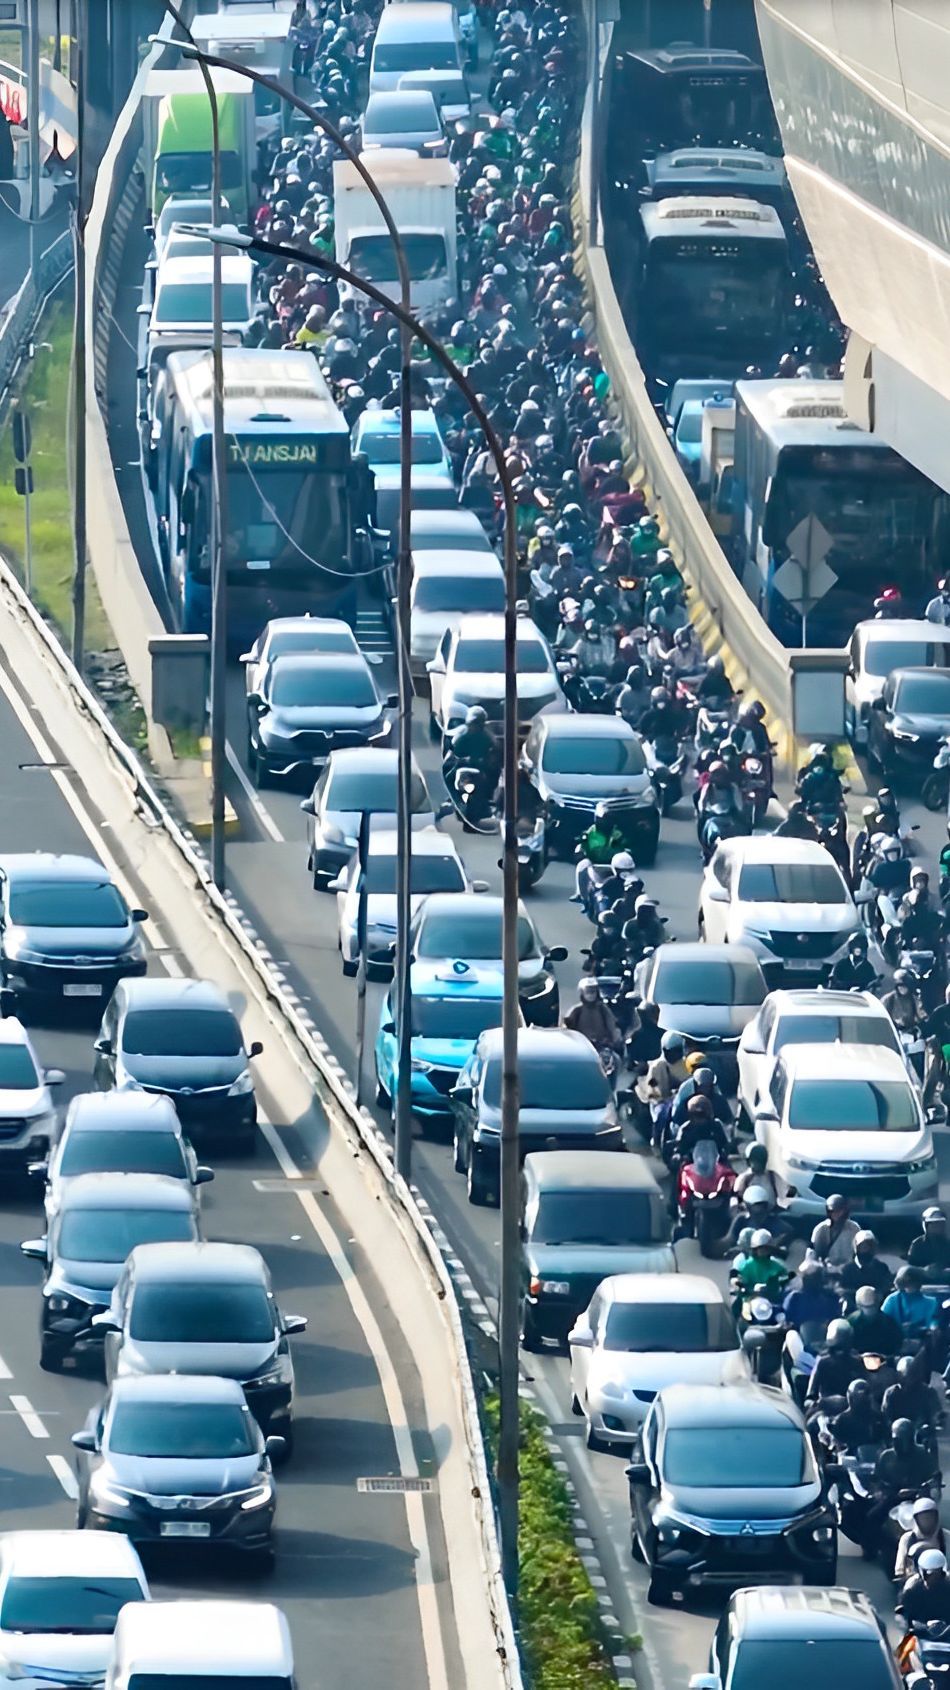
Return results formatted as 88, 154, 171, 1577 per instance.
637, 197, 789, 380
151, 349, 373, 641
643, 149, 788, 215
730, 380, 950, 646
607, 45, 775, 186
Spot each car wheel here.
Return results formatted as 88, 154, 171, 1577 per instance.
311, 856, 327, 890
630, 1529, 645, 1563
520, 1305, 543, 1353
239, 1124, 257, 1157
647, 1571, 673, 1606
40, 1335, 64, 1373
697, 909, 705, 939
251, 745, 268, 789
466, 1151, 489, 1206
76, 1496, 88, 1530
453, 1129, 466, 1173
638, 833, 659, 868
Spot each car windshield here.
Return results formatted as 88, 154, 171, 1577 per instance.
414, 908, 539, 961
484, 1050, 609, 1111
366, 853, 465, 894
454, 637, 549, 674
894, 672, 950, 714
57, 1208, 195, 1263
730, 1641, 892, 1690
602, 1302, 735, 1352
531, 1191, 661, 1245
663, 1425, 806, 1487
121, 1009, 242, 1058
0, 1044, 39, 1088
153, 280, 250, 324
326, 768, 428, 813
108, 1401, 257, 1459
8, 880, 128, 928
413, 575, 505, 613
653, 958, 764, 1006
737, 863, 849, 903
59, 1130, 188, 1180
0, 1576, 145, 1634
269, 663, 376, 708
864, 640, 949, 677
541, 734, 646, 776
410, 995, 502, 1039
787, 1078, 918, 1131
129, 1282, 275, 1343
774, 1015, 899, 1055
269, 627, 356, 659
360, 431, 444, 466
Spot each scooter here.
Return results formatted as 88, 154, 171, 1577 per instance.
646, 735, 687, 816
515, 814, 547, 892
674, 1138, 735, 1256
897, 1618, 950, 1685
699, 797, 749, 863
741, 754, 771, 826
783, 1320, 830, 1409
739, 1291, 787, 1383
923, 738, 950, 812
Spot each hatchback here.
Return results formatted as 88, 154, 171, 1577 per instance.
0, 1531, 149, 1690
0, 854, 148, 1007
409, 509, 493, 554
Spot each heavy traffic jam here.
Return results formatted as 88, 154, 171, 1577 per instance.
9, 0, 950, 1685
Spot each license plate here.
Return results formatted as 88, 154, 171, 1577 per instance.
791, 959, 823, 971
63, 983, 102, 998
160, 1521, 211, 1538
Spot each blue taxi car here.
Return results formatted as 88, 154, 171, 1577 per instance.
374, 960, 505, 1128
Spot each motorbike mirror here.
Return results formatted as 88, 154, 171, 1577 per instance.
928, 1103, 948, 1124
546, 945, 568, 962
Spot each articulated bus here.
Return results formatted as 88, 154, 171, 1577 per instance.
730, 380, 950, 646
643, 148, 789, 216
637, 197, 790, 380
607, 44, 776, 188
151, 348, 374, 643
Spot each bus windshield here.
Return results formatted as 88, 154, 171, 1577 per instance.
192, 466, 348, 580
643, 240, 787, 363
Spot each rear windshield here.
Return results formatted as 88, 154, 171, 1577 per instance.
360, 431, 445, 466
349, 232, 448, 283
153, 280, 250, 324
864, 639, 949, 677
373, 42, 459, 71
129, 1281, 275, 1343
121, 1008, 242, 1058
729, 1641, 892, 1690
530, 1190, 661, 1245
366, 852, 465, 894
326, 768, 428, 812
485, 1049, 608, 1111
59, 1129, 188, 1179
269, 627, 356, 659
414, 575, 505, 613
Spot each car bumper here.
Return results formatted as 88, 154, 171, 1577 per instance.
523, 1291, 591, 1343
884, 734, 943, 767
86, 1493, 275, 1551
314, 841, 354, 878
472, 1125, 624, 1176
546, 800, 660, 845
648, 1520, 836, 1588
0, 1119, 53, 1164
140, 1088, 257, 1137
5, 955, 147, 1001
41, 1298, 108, 1353
242, 1378, 293, 1433
786, 1168, 939, 1219
259, 726, 391, 779
588, 1395, 651, 1442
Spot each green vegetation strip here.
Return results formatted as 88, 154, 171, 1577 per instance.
485, 1395, 618, 1689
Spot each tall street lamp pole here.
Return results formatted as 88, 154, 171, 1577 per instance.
195, 223, 522, 1597
173, 39, 415, 1179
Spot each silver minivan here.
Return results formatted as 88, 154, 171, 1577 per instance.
369, 1, 462, 94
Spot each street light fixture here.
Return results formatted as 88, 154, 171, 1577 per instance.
191, 222, 523, 1598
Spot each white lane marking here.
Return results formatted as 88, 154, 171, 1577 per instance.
258, 1118, 449, 1690
0, 665, 174, 954
10, 1395, 49, 1439
47, 1454, 78, 1499
0, 1353, 12, 1380
225, 741, 285, 843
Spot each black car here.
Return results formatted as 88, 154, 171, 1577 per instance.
0, 854, 148, 1008
867, 665, 950, 776
93, 978, 262, 1153
691, 1585, 901, 1690
520, 713, 660, 862
627, 1383, 836, 1604
246, 651, 397, 787
633, 942, 767, 1093
519, 1152, 675, 1349
72, 1374, 282, 1568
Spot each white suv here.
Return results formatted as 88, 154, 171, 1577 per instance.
737, 989, 903, 1130
427, 612, 566, 737
753, 1042, 940, 1221
699, 835, 865, 986
0, 1016, 63, 1170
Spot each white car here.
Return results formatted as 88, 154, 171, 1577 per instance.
428, 612, 566, 736
0, 1530, 149, 1690
332, 827, 481, 974
753, 1042, 940, 1221
569, 1274, 748, 1451
737, 988, 904, 1129
240, 616, 362, 698
409, 508, 494, 554
0, 1016, 63, 1172
409, 552, 506, 674
846, 618, 950, 746
698, 835, 866, 987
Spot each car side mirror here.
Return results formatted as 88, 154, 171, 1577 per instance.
238, 651, 253, 664
248, 693, 266, 714
928, 1103, 948, 1125
472, 880, 490, 894
195, 1165, 215, 1185
248, 1040, 264, 1059
568, 1326, 593, 1349
93, 1036, 113, 1057
385, 693, 399, 708
625, 1461, 650, 1486
19, 1238, 47, 1261
131, 908, 149, 923
328, 873, 346, 892
381, 1020, 395, 1035
546, 945, 568, 962
708, 884, 729, 902
740, 1036, 765, 1055
755, 1106, 778, 1124
436, 801, 453, 821
70, 1429, 98, 1453
282, 1313, 308, 1336
300, 798, 316, 815
43, 1068, 65, 1087
91, 1310, 119, 1331
264, 1434, 287, 1460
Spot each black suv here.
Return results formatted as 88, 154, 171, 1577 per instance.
627, 1383, 836, 1604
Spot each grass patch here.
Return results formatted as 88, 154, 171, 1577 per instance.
167, 726, 207, 762
0, 293, 111, 652
484, 1395, 618, 1690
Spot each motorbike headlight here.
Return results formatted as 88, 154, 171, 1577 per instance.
539, 1279, 570, 1295
240, 1481, 275, 1512
228, 1070, 255, 1097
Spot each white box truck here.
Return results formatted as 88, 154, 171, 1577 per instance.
333, 150, 458, 314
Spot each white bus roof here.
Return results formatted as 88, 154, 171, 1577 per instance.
165, 349, 348, 438
190, 11, 292, 41
649, 148, 786, 189
734, 379, 890, 453
640, 195, 785, 242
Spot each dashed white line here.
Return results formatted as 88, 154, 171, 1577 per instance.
0, 1353, 12, 1381
47, 1454, 78, 1499
225, 741, 285, 843
10, 1395, 49, 1439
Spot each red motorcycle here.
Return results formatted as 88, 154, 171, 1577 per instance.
676, 1140, 736, 1257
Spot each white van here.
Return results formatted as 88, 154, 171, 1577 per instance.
107, 1600, 294, 1690
369, 2, 462, 94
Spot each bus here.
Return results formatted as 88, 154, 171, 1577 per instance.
637, 197, 790, 380
150, 349, 376, 643
643, 148, 789, 215
607, 44, 776, 187
730, 380, 950, 646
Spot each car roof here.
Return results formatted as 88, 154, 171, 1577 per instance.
891, 665, 950, 686
263, 616, 353, 638
779, 1041, 910, 1081
0, 1529, 146, 1578
720, 835, 840, 866
58, 1173, 195, 1211
600, 1272, 722, 1304
651, 941, 762, 967
729, 1585, 885, 1640
365, 89, 439, 117
155, 253, 251, 282
113, 1601, 292, 1674
765, 988, 887, 1018
410, 508, 487, 534
479, 1027, 598, 1063
411, 959, 505, 998
109, 1373, 248, 1407
268, 650, 371, 678
369, 827, 458, 857
116, 976, 233, 1014
539, 713, 636, 739
658, 1382, 804, 1430
412, 551, 503, 577
356, 406, 440, 435
325, 747, 408, 775
416, 892, 530, 922
523, 1151, 661, 1192
856, 618, 941, 645
454, 614, 543, 641
128, 1242, 268, 1284
64, 1091, 183, 1132
0, 853, 116, 883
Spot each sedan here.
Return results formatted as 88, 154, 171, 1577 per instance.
408, 892, 566, 1025
361, 89, 445, 154
633, 942, 767, 1092
569, 1274, 748, 1451
301, 747, 445, 888
0, 1016, 63, 1170
0, 1531, 148, 1690
521, 713, 659, 863
0, 853, 148, 1007
39, 1091, 213, 1220
239, 614, 363, 697
737, 988, 902, 1131
351, 405, 456, 540
73, 1375, 282, 1568
867, 665, 950, 777
333, 828, 478, 976
247, 652, 396, 787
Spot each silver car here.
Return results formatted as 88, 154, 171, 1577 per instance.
301, 746, 446, 887
239, 615, 364, 699
39, 1091, 213, 1221
361, 89, 445, 154
0, 1015, 63, 1170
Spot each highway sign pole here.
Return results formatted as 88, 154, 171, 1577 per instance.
13, 408, 33, 595
354, 810, 370, 1108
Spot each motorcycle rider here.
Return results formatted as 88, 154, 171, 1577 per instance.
734, 698, 772, 759
564, 977, 622, 1058
852, 802, 886, 883
827, 931, 879, 993
623, 895, 665, 957
825, 1374, 884, 1450
667, 622, 705, 680
724, 1182, 793, 1254
625, 998, 662, 1066
730, 1227, 789, 1303
444, 706, 500, 818
882, 1353, 945, 1430
572, 806, 636, 903
907, 1207, 950, 1279
734, 1140, 795, 1211
897, 872, 948, 963
865, 835, 912, 932
696, 758, 746, 852
839, 1230, 895, 1309
773, 799, 820, 843
925, 577, 950, 625
882, 1264, 940, 1343
807, 1193, 861, 1271
615, 663, 650, 728
896, 1497, 947, 1583
671, 1063, 732, 1130
636, 684, 680, 746
806, 1318, 863, 1406
696, 653, 734, 705
669, 1093, 732, 1170
881, 968, 923, 1033
584, 909, 624, 975
782, 1258, 841, 1332
637, 1029, 690, 1151
797, 745, 844, 812
897, 1547, 950, 1623
848, 1284, 903, 1356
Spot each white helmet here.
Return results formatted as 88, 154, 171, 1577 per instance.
881, 834, 902, 860
919, 1549, 947, 1575
750, 1228, 773, 1249
611, 852, 635, 873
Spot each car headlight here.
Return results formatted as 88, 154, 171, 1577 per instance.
240, 1481, 275, 1512
909, 1155, 938, 1174
228, 1069, 255, 1097
3, 938, 47, 963
743, 926, 773, 944
539, 1279, 570, 1295
47, 1292, 79, 1314
245, 1358, 285, 1389
90, 1474, 132, 1509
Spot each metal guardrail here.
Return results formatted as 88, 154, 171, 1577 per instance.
0, 222, 73, 398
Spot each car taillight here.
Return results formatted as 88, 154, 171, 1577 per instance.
529, 1276, 541, 1296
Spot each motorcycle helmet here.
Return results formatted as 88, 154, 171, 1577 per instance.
684, 1050, 706, 1075
625, 665, 644, 688
749, 1228, 773, 1251
891, 1418, 916, 1454
650, 686, 668, 706
634, 895, 656, 918
685, 1094, 713, 1121
923, 1206, 947, 1228
661, 1030, 684, 1059
707, 759, 730, 788
896, 1355, 917, 1379
826, 1193, 849, 1215
911, 867, 930, 888
895, 1263, 923, 1292
854, 1285, 879, 1309
847, 931, 868, 955
578, 978, 600, 1002
892, 968, 912, 990
826, 1318, 853, 1349
799, 1258, 823, 1280
692, 1066, 715, 1094
745, 1143, 768, 1169
610, 852, 635, 874
594, 803, 610, 824
639, 1000, 661, 1025
707, 654, 725, 675
853, 1229, 878, 1256
465, 705, 488, 727
597, 910, 621, 935
846, 1377, 871, 1406
736, 1227, 755, 1254
743, 1186, 771, 1209
882, 836, 902, 862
